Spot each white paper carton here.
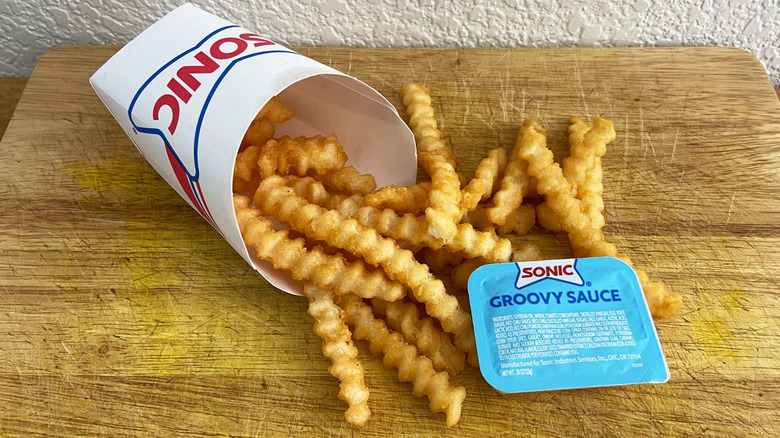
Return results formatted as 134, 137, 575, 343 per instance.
90, 4, 417, 295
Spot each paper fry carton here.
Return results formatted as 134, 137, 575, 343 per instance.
90, 3, 417, 295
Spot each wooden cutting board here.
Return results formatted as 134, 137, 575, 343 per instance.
1, 46, 778, 437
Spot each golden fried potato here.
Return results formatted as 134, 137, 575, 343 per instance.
516, 118, 681, 318
304, 283, 370, 426
461, 148, 507, 214
486, 124, 534, 227
362, 182, 430, 215
257, 95, 295, 123
317, 166, 377, 196
258, 134, 348, 178
253, 176, 478, 364
339, 293, 466, 426
372, 297, 466, 376
234, 194, 405, 301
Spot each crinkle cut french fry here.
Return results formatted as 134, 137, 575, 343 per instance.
515, 119, 682, 318
423, 247, 465, 273
258, 134, 348, 179
562, 117, 613, 190
401, 83, 462, 242
486, 123, 533, 227
331, 195, 512, 264
371, 298, 466, 376
257, 95, 295, 123
338, 294, 466, 426
451, 258, 486, 291
317, 166, 377, 195
333, 195, 440, 249
281, 175, 331, 206
419, 149, 462, 243
562, 116, 591, 193
461, 148, 508, 214
234, 194, 405, 301
234, 145, 261, 183
579, 156, 605, 229
512, 242, 543, 262
536, 201, 564, 232
303, 283, 371, 426
464, 202, 534, 236
233, 175, 261, 196
253, 176, 477, 364
561, 116, 609, 229
240, 96, 294, 151
241, 117, 274, 150
510, 204, 536, 236
233, 145, 262, 194
485, 204, 536, 236
451, 242, 540, 291
289, 229, 357, 261
362, 182, 431, 215
400, 83, 445, 152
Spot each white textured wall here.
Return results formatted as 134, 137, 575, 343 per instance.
1, 0, 778, 85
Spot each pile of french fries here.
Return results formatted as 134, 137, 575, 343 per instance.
232, 85, 682, 426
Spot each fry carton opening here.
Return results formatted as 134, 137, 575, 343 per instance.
90, 3, 417, 295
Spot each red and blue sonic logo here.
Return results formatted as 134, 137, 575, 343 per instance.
127, 25, 296, 233
515, 259, 584, 289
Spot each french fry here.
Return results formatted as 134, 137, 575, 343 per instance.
526, 117, 597, 232
304, 283, 371, 426
234, 194, 405, 301
233, 145, 263, 195
452, 242, 542, 291
465, 202, 534, 236
257, 95, 295, 123
452, 258, 486, 291
516, 118, 682, 318
401, 83, 462, 242
258, 134, 348, 179
563, 116, 610, 230
241, 117, 275, 150
510, 204, 536, 236
579, 156, 606, 229
562, 117, 612, 190
331, 195, 512, 263
371, 297, 466, 376
486, 124, 533, 226
512, 242, 543, 262
461, 148, 507, 213
362, 182, 430, 215
281, 175, 331, 206
400, 83, 445, 152
253, 176, 478, 364
423, 247, 465, 273
317, 166, 377, 195
419, 149, 462, 242
536, 201, 564, 232
339, 293, 466, 426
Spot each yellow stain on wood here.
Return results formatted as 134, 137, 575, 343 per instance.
59, 155, 270, 377
60, 155, 205, 288
721, 289, 745, 314
692, 289, 745, 359
61, 155, 157, 194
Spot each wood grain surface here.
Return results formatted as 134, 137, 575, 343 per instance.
0, 78, 28, 141
1, 45, 779, 437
